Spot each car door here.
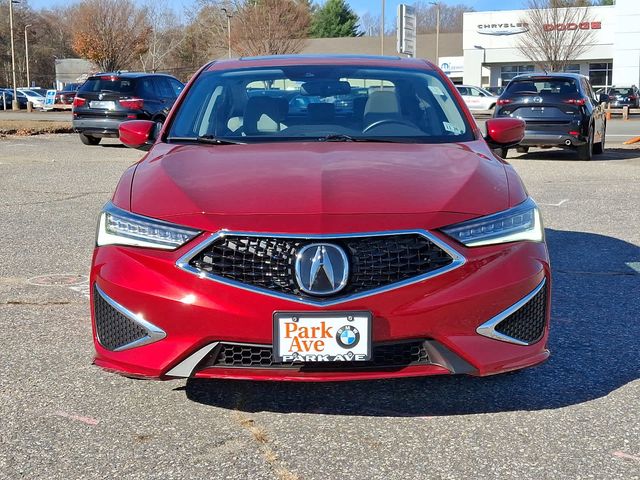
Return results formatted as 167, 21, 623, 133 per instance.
465, 87, 487, 110
151, 77, 178, 118
584, 78, 605, 143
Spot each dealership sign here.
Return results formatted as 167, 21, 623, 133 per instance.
477, 23, 529, 36
544, 21, 601, 31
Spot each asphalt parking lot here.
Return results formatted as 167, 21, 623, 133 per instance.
0, 133, 639, 479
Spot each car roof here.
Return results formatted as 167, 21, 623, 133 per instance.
511, 72, 588, 81
205, 54, 434, 72
88, 72, 177, 79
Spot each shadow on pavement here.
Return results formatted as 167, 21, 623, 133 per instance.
510, 147, 638, 162
184, 228, 640, 416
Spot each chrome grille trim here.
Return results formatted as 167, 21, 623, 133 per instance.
176, 229, 465, 306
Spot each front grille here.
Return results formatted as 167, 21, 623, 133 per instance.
495, 285, 547, 344
199, 340, 430, 370
93, 287, 148, 351
188, 234, 453, 300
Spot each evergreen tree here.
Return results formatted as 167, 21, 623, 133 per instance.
309, 0, 360, 38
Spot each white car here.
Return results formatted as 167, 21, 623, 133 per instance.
17, 88, 45, 109
456, 85, 498, 112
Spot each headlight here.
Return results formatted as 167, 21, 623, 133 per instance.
441, 197, 544, 247
97, 203, 201, 250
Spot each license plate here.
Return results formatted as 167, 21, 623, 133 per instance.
273, 311, 371, 362
89, 100, 115, 110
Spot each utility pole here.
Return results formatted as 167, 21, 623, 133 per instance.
430, 1, 440, 64
9, 0, 19, 110
222, 8, 233, 59
25, 24, 32, 88
380, 0, 385, 55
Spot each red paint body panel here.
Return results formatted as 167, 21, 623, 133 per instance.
92, 56, 551, 381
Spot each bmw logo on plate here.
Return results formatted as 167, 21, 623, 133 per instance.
336, 325, 360, 349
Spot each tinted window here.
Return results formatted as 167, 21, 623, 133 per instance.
505, 78, 578, 96
168, 65, 473, 144
79, 76, 135, 94
609, 87, 635, 96
153, 77, 175, 98
169, 79, 184, 97
137, 78, 157, 97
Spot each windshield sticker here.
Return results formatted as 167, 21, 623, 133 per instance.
443, 122, 462, 134
428, 85, 445, 96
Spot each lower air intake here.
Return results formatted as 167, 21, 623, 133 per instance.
94, 286, 148, 351
199, 340, 430, 370
495, 285, 548, 344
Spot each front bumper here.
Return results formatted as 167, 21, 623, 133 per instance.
90, 235, 551, 381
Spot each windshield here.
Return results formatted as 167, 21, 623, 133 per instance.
167, 65, 473, 144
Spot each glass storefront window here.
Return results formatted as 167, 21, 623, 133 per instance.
589, 62, 612, 89
500, 65, 535, 85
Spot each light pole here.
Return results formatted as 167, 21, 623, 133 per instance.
221, 8, 233, 59
380, 0, 385, 55
429, 1, 440, 65
25, 24, 32, 88
9, 0, 20, 110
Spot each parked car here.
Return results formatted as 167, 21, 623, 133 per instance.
0, 89, 28, 109
601, 85, 639, 108
90, 55, 551, 382
16, 88, 45, 109
19, 87, 48, 97
485, 86, 505, 96
53, 82, 83, 110
494, 73, 607, 160
72, 72, 184, 145
456, 85, 498, 112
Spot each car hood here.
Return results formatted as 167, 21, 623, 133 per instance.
128, 140, 510, 231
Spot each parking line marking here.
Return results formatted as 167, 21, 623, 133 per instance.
539, 199, 569, 207
54, 411, 99, 426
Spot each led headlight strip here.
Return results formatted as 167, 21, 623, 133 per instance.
97, 203, 201, 250
441, 197, 544, 247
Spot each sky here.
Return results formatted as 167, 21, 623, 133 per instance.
26, 0, 529, 18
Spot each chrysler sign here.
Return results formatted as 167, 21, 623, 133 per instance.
477, 23, 529, 36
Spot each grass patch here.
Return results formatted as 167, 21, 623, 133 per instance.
0, 120, 73, 136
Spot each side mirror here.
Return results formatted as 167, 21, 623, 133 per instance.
484, 118, 525, 149
598, 93, 609, 104
119, 120, 157, 150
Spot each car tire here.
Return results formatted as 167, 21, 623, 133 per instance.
499, 147, 509, 158
79, 133, 101, 146
516, 146, 529, 154
577, 127, 593, 161
593, 124, 605, 154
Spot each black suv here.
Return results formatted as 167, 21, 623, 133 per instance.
494, 73, 606, 160
72, 72, 183, 145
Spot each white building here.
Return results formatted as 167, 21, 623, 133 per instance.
460, 0, 640, 89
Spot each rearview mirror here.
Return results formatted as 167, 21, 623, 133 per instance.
484, 118, 525, 149
119, 120, 157, 150
598, 93, 609, 104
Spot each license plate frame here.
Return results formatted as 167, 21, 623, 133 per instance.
273, 311, 372, 362
89, 100, 115, 110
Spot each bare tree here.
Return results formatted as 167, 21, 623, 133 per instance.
413, 2, 474, 34
517, 0, 597, 72
139, 0, 186, 72
230, 0, 311, 56
71, 0, 151, 72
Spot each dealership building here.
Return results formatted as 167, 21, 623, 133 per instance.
461, 0, 640, 89
303, 0, 640, 89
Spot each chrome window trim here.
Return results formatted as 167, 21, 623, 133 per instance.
94, 284, 167, 351
476, 278, 547, 346
175, 229, 466, 307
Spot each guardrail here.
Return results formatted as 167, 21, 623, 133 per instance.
605, 105, 640, 120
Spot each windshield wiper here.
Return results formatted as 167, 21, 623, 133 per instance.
166, 135, 244, 145
318, 134, 404, 143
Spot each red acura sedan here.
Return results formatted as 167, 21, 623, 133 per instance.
91, 55, 550, 381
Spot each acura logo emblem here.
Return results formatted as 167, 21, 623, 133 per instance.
295, 243, 349, 296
